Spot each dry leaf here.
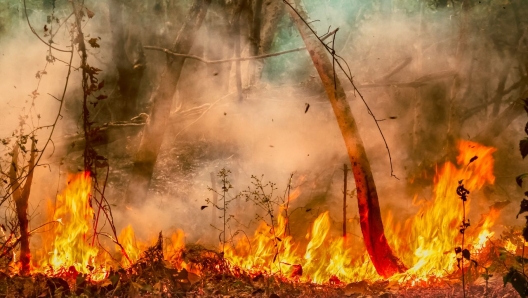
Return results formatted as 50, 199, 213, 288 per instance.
85, 7, 95, 18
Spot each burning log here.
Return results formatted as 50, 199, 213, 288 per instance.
126, 0, 212, 204
285, 2, 407, 277
8, 139, 36, 275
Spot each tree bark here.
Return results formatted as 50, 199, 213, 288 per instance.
9, 140, 36, 275
125, 0, 212, 204
285, 2, 406, 278
251, 0, 285, 83
109, 0, 146, 121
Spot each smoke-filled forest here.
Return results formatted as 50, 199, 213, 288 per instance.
1, 0, 528, 297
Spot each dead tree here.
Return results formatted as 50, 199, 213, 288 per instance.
8, 139, 36, 275
285, 2, 407, 278
126, 0, 212, 204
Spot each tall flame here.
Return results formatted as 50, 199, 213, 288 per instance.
225, 140, 499, 284
28, 140, 500, 285
40, 172, 98, 275
385, 140, 497, 282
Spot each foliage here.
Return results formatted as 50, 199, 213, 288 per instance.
504, 98, 528, 297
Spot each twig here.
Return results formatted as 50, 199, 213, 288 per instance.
143, 28, 338, 64
23, 0, 72, 53
0, 36, 74, 207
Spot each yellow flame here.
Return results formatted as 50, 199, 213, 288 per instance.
41, 172, 99, 276
28, 140, 499, 285
386, 140, 497, 282
225, 140, 500, 284
118, 225, 141, 267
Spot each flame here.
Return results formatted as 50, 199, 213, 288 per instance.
38, 172, 101, 278
224, 211, 379, 284
27, 140, 500, 285
224, 140, 500, 284
385, 140, 497, 282
33, 173, 189, 280
118, 225, 141, 267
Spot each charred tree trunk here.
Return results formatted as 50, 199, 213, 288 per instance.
126, 0, 212, 204
285, 3, 406, 278
109, 0, 146, 121
8, 140, 36, 275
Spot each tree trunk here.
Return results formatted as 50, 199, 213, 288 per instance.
251, 0, 285, 83
109, 0, 146, 121
246, 0, 263, 86
8, 140, 36, 275
285, 3, 406, 278
126, 0, 212, 204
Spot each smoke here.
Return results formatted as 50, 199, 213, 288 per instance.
0, 0, 526, 255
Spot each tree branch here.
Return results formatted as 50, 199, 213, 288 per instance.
142, 28, 338, 64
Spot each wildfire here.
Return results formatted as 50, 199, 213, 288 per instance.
27, 140, 501, 287
224, 140, 500, 284
36, 172, 102, 278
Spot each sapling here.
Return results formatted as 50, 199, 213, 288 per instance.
205, 168, 238, 256
456, 180, 480, 297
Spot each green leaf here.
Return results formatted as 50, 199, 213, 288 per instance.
503, 268, 528, 297
520, 138, 528, 159
516, 174, 528, 187
517, 199, 528, 218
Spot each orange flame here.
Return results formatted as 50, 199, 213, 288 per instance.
385, 140, 497, 282
225, 140, 500, 284
37, 172, 102, 277
28, 140, 500, 285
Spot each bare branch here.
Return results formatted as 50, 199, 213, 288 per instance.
143, 28, 338, 64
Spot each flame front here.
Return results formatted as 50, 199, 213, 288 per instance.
29, 140, 500, 285
225, 140, 500, 284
